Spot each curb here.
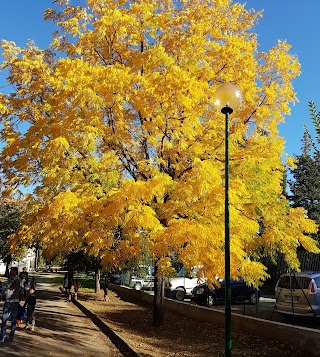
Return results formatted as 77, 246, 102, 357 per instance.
72, 297, 139, 357
110, 284, 320, 355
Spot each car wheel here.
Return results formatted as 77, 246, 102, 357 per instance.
134, 282, 142, 291
248, 291, 257, 305
175, 288, 185, 301
205, 294, 215, 307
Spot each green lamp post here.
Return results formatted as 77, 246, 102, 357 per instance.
213, 82, 242, 357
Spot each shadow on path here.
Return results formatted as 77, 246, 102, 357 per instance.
0, 283, 122, 357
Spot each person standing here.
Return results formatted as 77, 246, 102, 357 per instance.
103, 272, 110, 301
19, 267, 29, 301
63, 270, 74, 302
0, 267, 20, 344
23, 287, 37, 331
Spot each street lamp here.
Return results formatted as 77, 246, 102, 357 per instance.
213, 82, 242, 357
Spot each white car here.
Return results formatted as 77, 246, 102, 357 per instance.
129, 266, 154, 291
165, 267, 204, 301
129, 275, 154, 290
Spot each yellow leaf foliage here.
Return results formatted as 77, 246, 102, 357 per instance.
2, 0, 318, 287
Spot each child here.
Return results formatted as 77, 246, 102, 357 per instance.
103, 285, 109, 301
16, 304, 26, 327
30, 276, 36, 289
73, 279, 81, 300
23, 287, 36, 331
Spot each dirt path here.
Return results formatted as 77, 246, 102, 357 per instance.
0, 283, 122, 357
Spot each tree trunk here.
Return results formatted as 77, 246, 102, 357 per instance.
95, 265, 101, 293
34, 247, 39, 271
153, 260, 164, 326
4, 254, 12, 278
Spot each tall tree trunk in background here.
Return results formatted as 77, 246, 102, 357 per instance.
35, 247, 39, 272
94, 257, 101, 293
153, 259, 164, 326
4, 254, 12, 278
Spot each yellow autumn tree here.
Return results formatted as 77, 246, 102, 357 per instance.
0, 0, 319, 325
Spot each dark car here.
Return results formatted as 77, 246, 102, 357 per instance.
109, 272, 122, 284
191, 279, 260, 307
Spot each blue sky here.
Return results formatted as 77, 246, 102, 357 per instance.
246, 0, 320, 156
0, 1, 318, 157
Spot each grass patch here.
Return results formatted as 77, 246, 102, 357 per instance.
29, 271, 97, 291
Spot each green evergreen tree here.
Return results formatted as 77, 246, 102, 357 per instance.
289, 105, 320, 241
301, 125, 314, 155
289, 154, 320, 222
309, 101, 320, 144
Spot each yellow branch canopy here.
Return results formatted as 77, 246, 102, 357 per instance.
1, 0, 318, 286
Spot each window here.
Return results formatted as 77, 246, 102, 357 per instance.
278, 275, 311, 289
314, 276, 320, 288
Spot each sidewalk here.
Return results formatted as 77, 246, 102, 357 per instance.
0, 283, 123, 357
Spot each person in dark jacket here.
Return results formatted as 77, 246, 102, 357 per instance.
0, 267, 20, 343
63, 270, 74, 302
23, 287, 37, 331
19, 267, 29, 301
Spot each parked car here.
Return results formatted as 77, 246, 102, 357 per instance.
109, 272, 122, 285
191, 279, 260, 307
275, 271, 320, 317
129, 266, 154, 291
129, 275, 154, 290
165, 267, 204, 301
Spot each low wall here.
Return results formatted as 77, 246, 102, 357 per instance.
110, 284, 320, 354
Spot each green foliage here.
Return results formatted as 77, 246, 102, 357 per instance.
308, 101, 320, 144
301, 125, 314, 156
62, 250, 101, 273
289, 108, 320, 241
289, 154, 320, 225
0, 201, 21, 262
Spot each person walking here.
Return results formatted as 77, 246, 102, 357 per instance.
23, 287, 37, 331
73, 278, 80, 300
63, 270, 74, 302
19, 267, 29, 301
0, 267, 20, 344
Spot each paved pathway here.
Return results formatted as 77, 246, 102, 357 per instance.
0, 284, 123, 357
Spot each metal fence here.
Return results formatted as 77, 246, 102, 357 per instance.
262, 252, 320, 286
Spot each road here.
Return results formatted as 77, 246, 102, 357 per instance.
189, 296, 320, 329
129, 284, 320, 330
112, 283, 320, 330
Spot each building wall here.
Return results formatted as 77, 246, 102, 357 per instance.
0, 261, 6, 275
0, 248, 36, 275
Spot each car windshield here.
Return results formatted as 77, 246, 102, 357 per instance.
277, 275, 311, 289
133, 266, 154, 278
178, 268, 198, 278
216, 278, 244, 285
